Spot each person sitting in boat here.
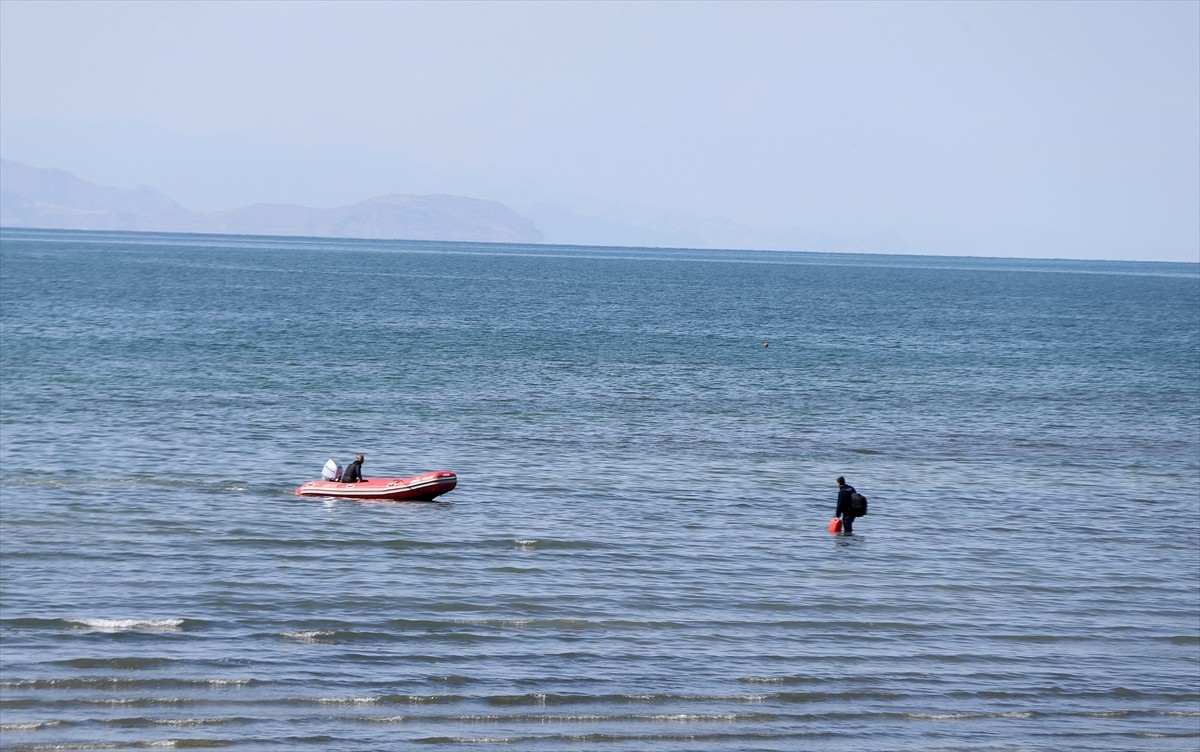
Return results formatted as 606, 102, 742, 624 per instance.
342, 454, 367, 483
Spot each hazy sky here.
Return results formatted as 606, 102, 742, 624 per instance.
2, 0, 1197, 261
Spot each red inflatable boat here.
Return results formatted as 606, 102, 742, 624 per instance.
295, 470, 457, 502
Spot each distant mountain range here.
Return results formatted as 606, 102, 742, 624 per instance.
0, 156, 913, 254
0, 159, 543, 243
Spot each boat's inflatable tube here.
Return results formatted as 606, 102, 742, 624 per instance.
296, 470, 457, 502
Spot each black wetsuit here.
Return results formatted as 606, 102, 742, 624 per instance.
342, 460, 365, 483
836, 484, 858, 534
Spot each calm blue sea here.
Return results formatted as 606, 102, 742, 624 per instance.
1, 227, 1198, 751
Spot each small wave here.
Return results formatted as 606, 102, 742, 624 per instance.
907, 710, 1036, 720
455, 618, 537, 628
446, 617, 683, 631
80, 697, 194, 707
416, 737, 526, 745
100, 716, 250, 729
54, 657, 174, 670
314, 696, 379, 705
617, 713, 743, 722
67, 618, 186, 633
0, 720, 67, 731
0, 474, 250, 496
414, 730, 823, 745
499, 538, 613, 551
281, 630, 338, 644
276, 626, 495, 644
425, 711, 765, 724
1, 678, 256, 690
3, 617, 194, 633
483, 692, 771, 707
3, 745, 125, 751
372, 694, 465, 705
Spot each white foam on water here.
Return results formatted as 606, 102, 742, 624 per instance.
68, 618, 185, 633
316, 696, 380, 705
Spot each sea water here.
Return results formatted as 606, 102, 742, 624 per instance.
1, 227, 1197, 751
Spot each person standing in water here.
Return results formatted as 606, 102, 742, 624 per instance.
342, 454, 367, 483
835, 476, 859, 534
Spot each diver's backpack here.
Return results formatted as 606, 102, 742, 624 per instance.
850, 491, 869, 516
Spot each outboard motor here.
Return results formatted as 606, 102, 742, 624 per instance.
322, 459, 343, 481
